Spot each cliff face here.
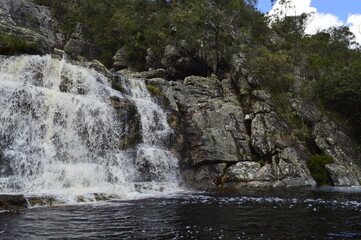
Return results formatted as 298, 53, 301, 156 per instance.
0, 0, 64, 53
144, 73, 360, 188
1, 0, 361, 189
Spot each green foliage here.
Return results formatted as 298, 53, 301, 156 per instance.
146, 84, 164, 96
0, 33, 37, 55
30, 0, 361, 141
171, 0, 269, 72
249, 47, 295, 93
307, 154, 334, 186
33, 0, 268, 72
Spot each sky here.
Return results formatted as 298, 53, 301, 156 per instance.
256, 0, 361, 45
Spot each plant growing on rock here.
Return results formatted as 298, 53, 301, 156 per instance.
0, 33, 37, 55
307, 154, 334, 186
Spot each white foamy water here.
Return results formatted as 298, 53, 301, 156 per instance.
0, 55, 181, 202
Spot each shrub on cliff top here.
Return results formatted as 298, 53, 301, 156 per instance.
307, 154, 334, 186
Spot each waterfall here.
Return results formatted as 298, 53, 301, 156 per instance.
0, 55, 181, 202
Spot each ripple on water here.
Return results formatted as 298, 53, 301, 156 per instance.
0, 189, 361, 239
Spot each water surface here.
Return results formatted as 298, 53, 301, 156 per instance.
1, 187, 361, 239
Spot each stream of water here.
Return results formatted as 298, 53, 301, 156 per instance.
0, 55, 181, 202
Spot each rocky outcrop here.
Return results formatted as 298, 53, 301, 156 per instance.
161, 43, 210, 80
112, 47, 129, 71
64, 23, 99, 60
312, 119, 361, 186
287, 94, 361, 186
0, 194, 27, 211
0, 0, 64, 54
144, 74, 318, 189
110, 95, 141, 150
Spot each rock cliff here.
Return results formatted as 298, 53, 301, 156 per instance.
141, 70, 361, 188
0, 0, 63, 54
1, 0, 360, 190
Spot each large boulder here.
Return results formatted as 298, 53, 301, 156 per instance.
112, 47, 129, 71
325, 164, 360, 186
64, 23, 99, 60
313, 119, 361, 185
0, 0, 64, 54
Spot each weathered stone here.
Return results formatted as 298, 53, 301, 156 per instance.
127, 69, 167, 79
252, 90, 271, 102
0, 194, 27, 211
117, 67, 359, 190
64, 23, 99, 60
251, 111, 292, 156
325, 164, 360, 186
112, 47, 128, 71
249, 145, 316, 187
252, 101, 272, 114
220, 78, 239, 104
0, 0, 64, 54
224, 162, 261, 182
224, 180, 273, 188
90, 59, 109, 75
26, 195, 59, 207
313, 118, 361, 185
181, 164, 225, 189
161, 44, 209, 80
290, 98, 322, 124
110, 96, 141, 150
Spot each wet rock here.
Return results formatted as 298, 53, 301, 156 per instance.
182, 164, 226, 189
224, 180, 273, 188
326, 164, 360, 186
110, 96, 141, 150
26, 195, 59, 207
0, 194, 27, 211
89, 59, 109, 75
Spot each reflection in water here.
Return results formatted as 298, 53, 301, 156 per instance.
1, 188, 361, 239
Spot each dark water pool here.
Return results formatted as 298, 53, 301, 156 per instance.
1, 187, 361, 239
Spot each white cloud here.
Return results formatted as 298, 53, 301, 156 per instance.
269, 0, 316, 17
347, 14, 361, 45
305, 13, 344, 35
268, 0, 361, 45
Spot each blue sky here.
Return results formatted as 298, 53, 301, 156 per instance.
256, 0, 361, 44
256, 0, 359, 22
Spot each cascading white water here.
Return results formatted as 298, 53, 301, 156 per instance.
0, 55, 181, 202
